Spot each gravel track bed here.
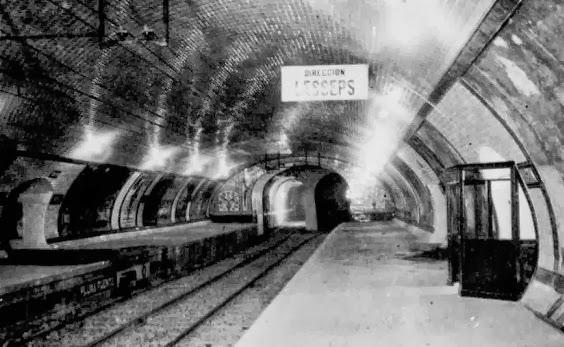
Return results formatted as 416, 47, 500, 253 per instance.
101, 233, 318, 346
27, 231, 294, 347
177, 234, 326, 347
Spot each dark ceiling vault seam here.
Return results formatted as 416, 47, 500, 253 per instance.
404, 0, 523, 140
417, 122, 466, 164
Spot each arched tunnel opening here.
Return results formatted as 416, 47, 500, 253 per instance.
348, 181, 395, 222
260, 165, 351, 232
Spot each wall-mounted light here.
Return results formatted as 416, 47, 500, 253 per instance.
70, 127, 119, 161
141, 143, 179, 171
184, 153, 207, 176
214, 150, 237, 179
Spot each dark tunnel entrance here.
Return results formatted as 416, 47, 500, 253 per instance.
315, 173, 351, 232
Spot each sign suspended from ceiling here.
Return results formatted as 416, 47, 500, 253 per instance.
281, 64, 369, 102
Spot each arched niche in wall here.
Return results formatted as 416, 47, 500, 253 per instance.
141, 175, 176, 226
159, 177, 192, 225
119, 173, 160, 229
209, 166, 266, 222
258, 164, 351, 233
189, 180, 216, 221
173, 178, 203, 223
57, 165, 130, 240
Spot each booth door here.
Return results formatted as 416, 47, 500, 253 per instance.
458, 177, 522, 300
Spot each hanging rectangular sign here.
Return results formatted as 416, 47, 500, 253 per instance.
281, 64, 369, 102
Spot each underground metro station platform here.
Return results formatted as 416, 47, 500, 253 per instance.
0, 0, 563, 345
236, 221, 564, 347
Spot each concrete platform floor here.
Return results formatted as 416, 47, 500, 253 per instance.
52, 221, 255, 249
0, 261, 109, 295
236, 221, 564, 347
0, 222, 255, 293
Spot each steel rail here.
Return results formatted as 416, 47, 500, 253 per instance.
164, 233, 320, 347
15, 230, 292, 346
83, 231, 301, 347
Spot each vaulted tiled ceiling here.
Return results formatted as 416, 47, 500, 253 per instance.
0, 0, 496, 177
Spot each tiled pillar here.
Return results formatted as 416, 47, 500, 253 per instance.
17, 191, 52, 248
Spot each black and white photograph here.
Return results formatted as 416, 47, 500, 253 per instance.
0, 0, 562, 346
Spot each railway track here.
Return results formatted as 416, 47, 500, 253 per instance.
27, 230, 319, 346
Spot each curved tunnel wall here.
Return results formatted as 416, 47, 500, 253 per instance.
396, 143, 447, 244
0, 156, 219, 247
257, 164, 352, 233
394, 0, 564, 319
460, 0, 563, 277
391, 158, 435, 231
380, 168, 420, 224
236, 155, 440, 236
0, 0, 559, 326
374, 0, 564, 319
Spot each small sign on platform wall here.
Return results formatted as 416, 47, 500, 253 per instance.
281, 64, 369, 102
